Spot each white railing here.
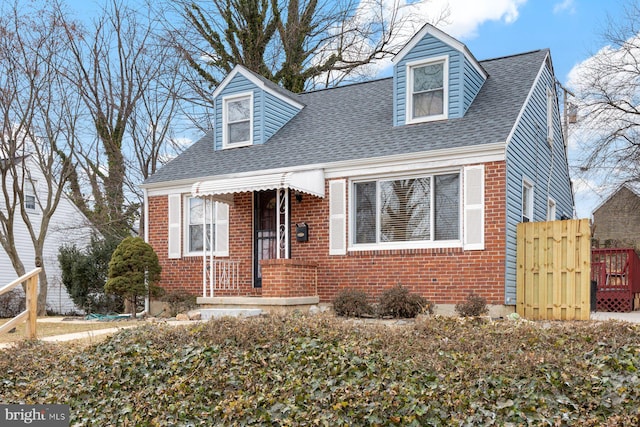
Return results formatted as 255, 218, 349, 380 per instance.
0, 268, 41, 339
203, 259, 240, 298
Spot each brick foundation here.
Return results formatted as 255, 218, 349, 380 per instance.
261, 259, 318, 297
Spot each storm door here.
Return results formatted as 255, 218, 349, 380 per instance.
254, 190, 277, 288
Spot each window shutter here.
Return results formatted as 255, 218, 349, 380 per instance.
214, 202, 229, 256
167, 194, 181, 259
463, 165, 484, 250
329, 179, 347, 255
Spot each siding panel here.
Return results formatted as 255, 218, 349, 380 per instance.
463, 58, 485, 113
0, 158, 95, 313
505, 59, 574, 305
263, 91, 301, 142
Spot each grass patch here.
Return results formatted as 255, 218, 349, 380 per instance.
0, 318, 128, 344
1, 314, 639, 425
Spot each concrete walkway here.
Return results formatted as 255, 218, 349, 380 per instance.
590, 311, 640, 323
0, 317, 199, 350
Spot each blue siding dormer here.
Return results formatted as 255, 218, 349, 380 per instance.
212, 65, 303, 150
392, 24, 487, 126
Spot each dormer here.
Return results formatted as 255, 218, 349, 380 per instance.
211, 65, 304, 150
392, 24, 487, 126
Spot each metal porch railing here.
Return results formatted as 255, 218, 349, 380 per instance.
203, 258, 240, 298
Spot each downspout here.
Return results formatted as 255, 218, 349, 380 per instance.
143, 188, 150, 315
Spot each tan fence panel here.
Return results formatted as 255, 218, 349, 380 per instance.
516, 219, 591, 320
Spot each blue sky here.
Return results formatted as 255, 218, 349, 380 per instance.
64, 0, 628, 217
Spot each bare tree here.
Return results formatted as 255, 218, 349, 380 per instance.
169, 0, 444, 97
60, 0, 186, 238
570, 0, 640, 188
0, 1, 78, 314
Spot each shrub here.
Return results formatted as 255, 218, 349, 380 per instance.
0, 289, 25, 318
160, 291, 197, 317
105, 237, 164, 318
333, 288, 375, 317
455, 293, 489, 317
378, 285, 433, 318
58, 235, 123, 314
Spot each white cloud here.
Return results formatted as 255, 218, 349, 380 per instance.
338, 0, 529, 81
553, 0, 575, 14
430, 0, 528, 39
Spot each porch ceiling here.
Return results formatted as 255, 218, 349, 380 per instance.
191, 169, 325, 199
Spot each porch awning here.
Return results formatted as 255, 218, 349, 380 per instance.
191, 169, 325, 200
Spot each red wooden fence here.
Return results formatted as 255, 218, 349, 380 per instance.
591, 248, 640, 312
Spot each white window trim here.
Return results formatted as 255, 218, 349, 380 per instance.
222, 92, 253, 149
405, 55, 449, 124
183, 195, 215, 257
522, 178, 534, 223
24, 179, 37, 213
348, 169, 462, 251
547, 197, 556, 221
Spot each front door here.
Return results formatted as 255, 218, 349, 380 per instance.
254, 190, 277, 288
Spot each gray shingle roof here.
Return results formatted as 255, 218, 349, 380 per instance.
144, 49, 549, 186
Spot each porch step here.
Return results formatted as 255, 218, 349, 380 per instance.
200, 308, 263, 320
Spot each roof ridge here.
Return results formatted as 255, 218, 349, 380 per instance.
301, 76, 393, 95
479, 48, 548, 64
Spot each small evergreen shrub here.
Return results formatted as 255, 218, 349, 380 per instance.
160, 291, 197, 317
378, 285, 433, 318
105, 237, 164, 318
333, 288, 374, 317
455, 294, 489, 317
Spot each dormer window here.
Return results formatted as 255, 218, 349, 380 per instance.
406, 56, 448, 123
223, 92, 253, 148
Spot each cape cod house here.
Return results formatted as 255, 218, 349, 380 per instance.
141, 24, 574, 315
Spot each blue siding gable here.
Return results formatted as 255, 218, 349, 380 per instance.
393, 25, 486, 126
213, 70, 302, 150
463, 57, 485, 112
503, 54, 574, 304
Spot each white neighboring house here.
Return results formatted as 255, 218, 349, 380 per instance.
0, 155, 96, 314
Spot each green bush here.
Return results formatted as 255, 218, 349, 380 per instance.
332, 288, 374, 317
58, 235, 123, 314
455, 293, 489, 317
378, 285, 433, 318
2, 315, 640, 425
105, 237, 164, 318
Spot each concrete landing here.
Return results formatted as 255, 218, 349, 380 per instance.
200, 308, 263, 321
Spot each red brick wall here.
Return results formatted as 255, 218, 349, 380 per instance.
147, 192, 258, 296
289, 161, 507, 305
261, 259, 318, 297
147, 161, 507, 304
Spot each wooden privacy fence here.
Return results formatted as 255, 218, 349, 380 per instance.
0, 268, 41, 339
516, 219, 591, 320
